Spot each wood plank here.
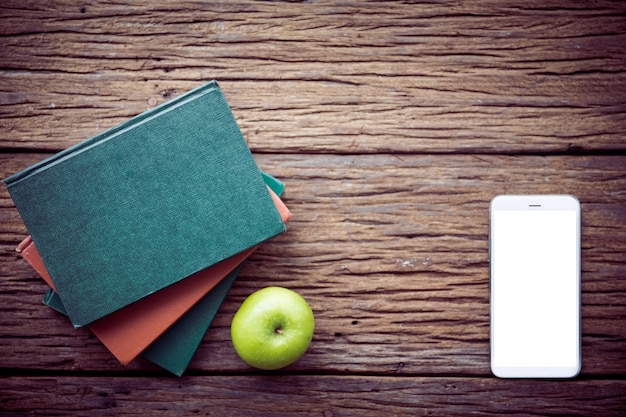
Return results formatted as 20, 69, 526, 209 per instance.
1, 153, 624, 375
1, 0, 625, 152
1, 375, 625, 416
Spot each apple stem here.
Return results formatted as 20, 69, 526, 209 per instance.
275, 327, 284, 335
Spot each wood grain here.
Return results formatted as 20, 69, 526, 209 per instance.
2, 153, 625, 376
1, 1, 626, 415
1, 0, 625, 153
1, 375, 625, 417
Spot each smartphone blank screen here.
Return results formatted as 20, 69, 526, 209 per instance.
490, 195, 581, 378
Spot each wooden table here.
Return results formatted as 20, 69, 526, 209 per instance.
1, 1, 625, 415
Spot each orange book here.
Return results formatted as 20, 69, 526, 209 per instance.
18, 187, 291, 365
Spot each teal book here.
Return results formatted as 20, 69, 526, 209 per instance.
4, 81, 286, 328
41, 173, 286, 376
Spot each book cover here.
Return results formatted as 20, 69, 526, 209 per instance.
4, 80, 286, 328
19, 186, 291, 365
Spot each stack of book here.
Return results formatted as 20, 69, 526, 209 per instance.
4, 81, 291, 376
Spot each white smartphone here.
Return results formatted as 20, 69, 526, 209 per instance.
490, 195, 581, 378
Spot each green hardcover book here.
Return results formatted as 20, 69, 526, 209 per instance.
4, 81, 286, 328
41, 173, 286, 376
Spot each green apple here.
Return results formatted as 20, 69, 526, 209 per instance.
230, 286, 314, 370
